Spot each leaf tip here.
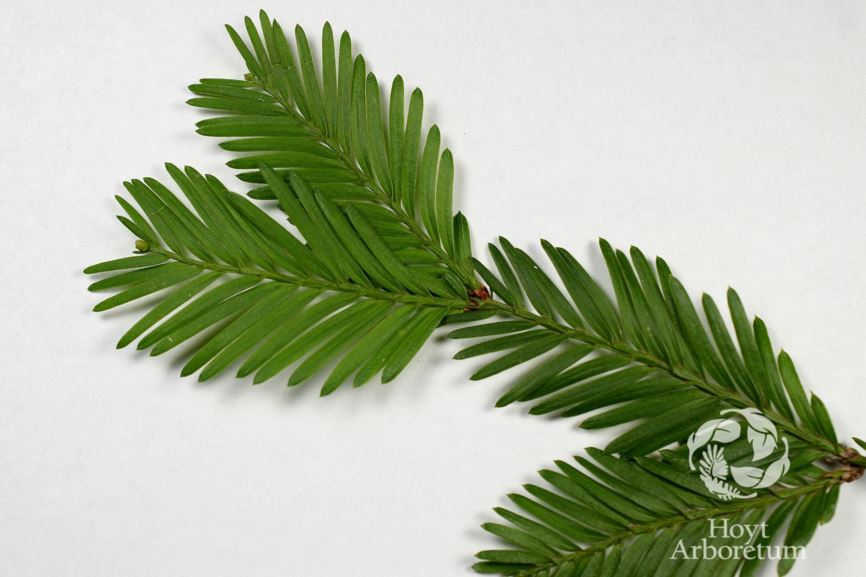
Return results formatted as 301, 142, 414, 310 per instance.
494, 396, 512, 408
288, 374, 304, 387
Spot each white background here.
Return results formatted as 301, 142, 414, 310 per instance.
2, 1, 865, 575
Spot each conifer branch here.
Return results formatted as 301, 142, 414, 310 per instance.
84, 11, 865, 576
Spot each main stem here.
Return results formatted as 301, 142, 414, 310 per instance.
476, 298, 849, 459
148, 246, 470, 310
153, 234, 860, 466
